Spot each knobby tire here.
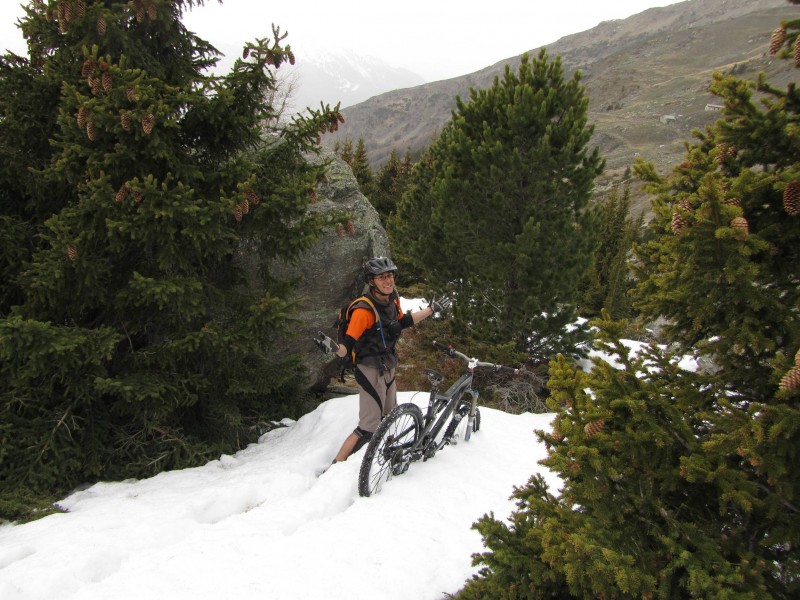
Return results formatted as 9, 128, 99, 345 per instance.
358, 403, 423, 497
443, 401, 481, 445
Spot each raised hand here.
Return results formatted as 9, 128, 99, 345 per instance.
314, 331, 339, 354
430, 295, 452, 313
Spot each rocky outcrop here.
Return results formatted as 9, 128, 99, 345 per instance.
272, 148, 390, 391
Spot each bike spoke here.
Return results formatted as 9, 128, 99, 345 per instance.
358, 404, 422, 497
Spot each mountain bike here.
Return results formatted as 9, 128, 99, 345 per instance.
358, 340, 519, 497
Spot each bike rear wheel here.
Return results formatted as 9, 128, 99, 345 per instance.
358, 403, 424, 497
443, 400, 481, 445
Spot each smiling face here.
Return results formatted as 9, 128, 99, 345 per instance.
371, 271, 395, 296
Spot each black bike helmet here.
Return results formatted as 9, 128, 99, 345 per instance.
363, 256, 398, 282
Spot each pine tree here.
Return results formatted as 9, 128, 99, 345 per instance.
458, 14, 800, 598
580, 183, 641, 320
0, 0, 342, 515
392, 51, 603, 360
373, 148, 413, 224
335, 136, 374, 198
349, 137, 375, 196
337, 137, 354, 165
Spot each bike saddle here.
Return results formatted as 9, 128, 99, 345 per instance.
424, 368, 444, 384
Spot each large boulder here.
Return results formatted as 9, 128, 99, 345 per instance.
272, 148, 390, 390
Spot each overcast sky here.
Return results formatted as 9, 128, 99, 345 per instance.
1, 0, 675, 81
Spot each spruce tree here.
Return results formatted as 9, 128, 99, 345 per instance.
458, 15, 800, 599
392, 51, 603, 360
0, 0, 342, 515
580, 183, 641, 320
373, 148, 412, 224
350, 137, 375, 197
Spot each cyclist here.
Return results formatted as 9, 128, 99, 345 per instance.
315, 256, 450, 464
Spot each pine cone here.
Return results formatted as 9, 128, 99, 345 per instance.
678, 199, 692, 212
671, 212, 688, 235
731, 216, 749, 236
125, 87, 139, 103
335, 223, 344, 239
132, 190, 142, 204
75, 0, 85, 18
715, 143, 730, 165
120, 111, 132, 131
77, 105, 88, 128
779, 366, 800, 390
86, 121, 96, 141
345, 219, 355, 236
89, 76, 102, 96
147, 3, 157, 20
245, 188, 260, 205
233, 204, 243, 222
81, 58, 95, 78
141, 113, 154, 135
135, 5, 145, 23
241, 198, 250, 215
288, 50, 295, 65
795, 37, 800, 67
63, 1, 73, 23
96, 16, 107, 36
101, 72, 113, 93
723, 197, 741, 207
770, 26, 786, 56
795, 348, 800, 367
308, 189, 317, 203
783, 181, 800, 216
66, 245, 78, 261
115, 184, 129, 203
584, 419, 605, 438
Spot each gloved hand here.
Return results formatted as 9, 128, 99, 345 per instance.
314, 331, 339, 354
429, 294, 452, 313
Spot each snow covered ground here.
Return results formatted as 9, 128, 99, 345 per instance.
2, 293, 695, 600
0, 392, 558, 600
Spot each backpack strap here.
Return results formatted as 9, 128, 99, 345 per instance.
339, 296, 381, 382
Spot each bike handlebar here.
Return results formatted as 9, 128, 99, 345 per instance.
432, 340, 520, 374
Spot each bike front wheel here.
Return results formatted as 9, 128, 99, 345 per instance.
443, 400, 481, 445
358, 403, 424, 497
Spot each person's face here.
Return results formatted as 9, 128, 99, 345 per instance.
372, 271, 395, 295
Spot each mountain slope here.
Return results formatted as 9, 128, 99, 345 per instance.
323, 0, 796, 210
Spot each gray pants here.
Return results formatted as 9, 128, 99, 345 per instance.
354, 362, 397, 432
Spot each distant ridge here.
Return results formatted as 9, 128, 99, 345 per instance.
321, 0, 796, 213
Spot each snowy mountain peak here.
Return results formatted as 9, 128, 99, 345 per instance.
286, 45, 426, 111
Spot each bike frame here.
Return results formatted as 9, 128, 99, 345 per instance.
358, 341, 519, 497
406, 345, 514, 460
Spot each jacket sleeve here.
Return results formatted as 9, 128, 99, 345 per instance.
343, 308, 375, 353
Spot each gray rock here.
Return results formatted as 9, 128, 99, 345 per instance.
272, 148, 390, 390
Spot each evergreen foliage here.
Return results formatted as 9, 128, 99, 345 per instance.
334, 136, 375, 198
0, 0, 342, 516
373, 148, 413, 224
390, 51, 604, 361
580, 184, 642, 320
350, 137, 374, 197
458, 17, 800, 599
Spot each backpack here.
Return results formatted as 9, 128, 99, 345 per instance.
333, 294, 400, 382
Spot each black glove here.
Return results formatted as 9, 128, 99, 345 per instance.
386, 319, 403, 341
314, 331, 339, 354
430, 294, 452, 313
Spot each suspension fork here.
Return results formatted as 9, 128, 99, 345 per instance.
464, 389, 479, 441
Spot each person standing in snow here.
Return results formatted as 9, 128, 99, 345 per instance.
314, 256, 451, 463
